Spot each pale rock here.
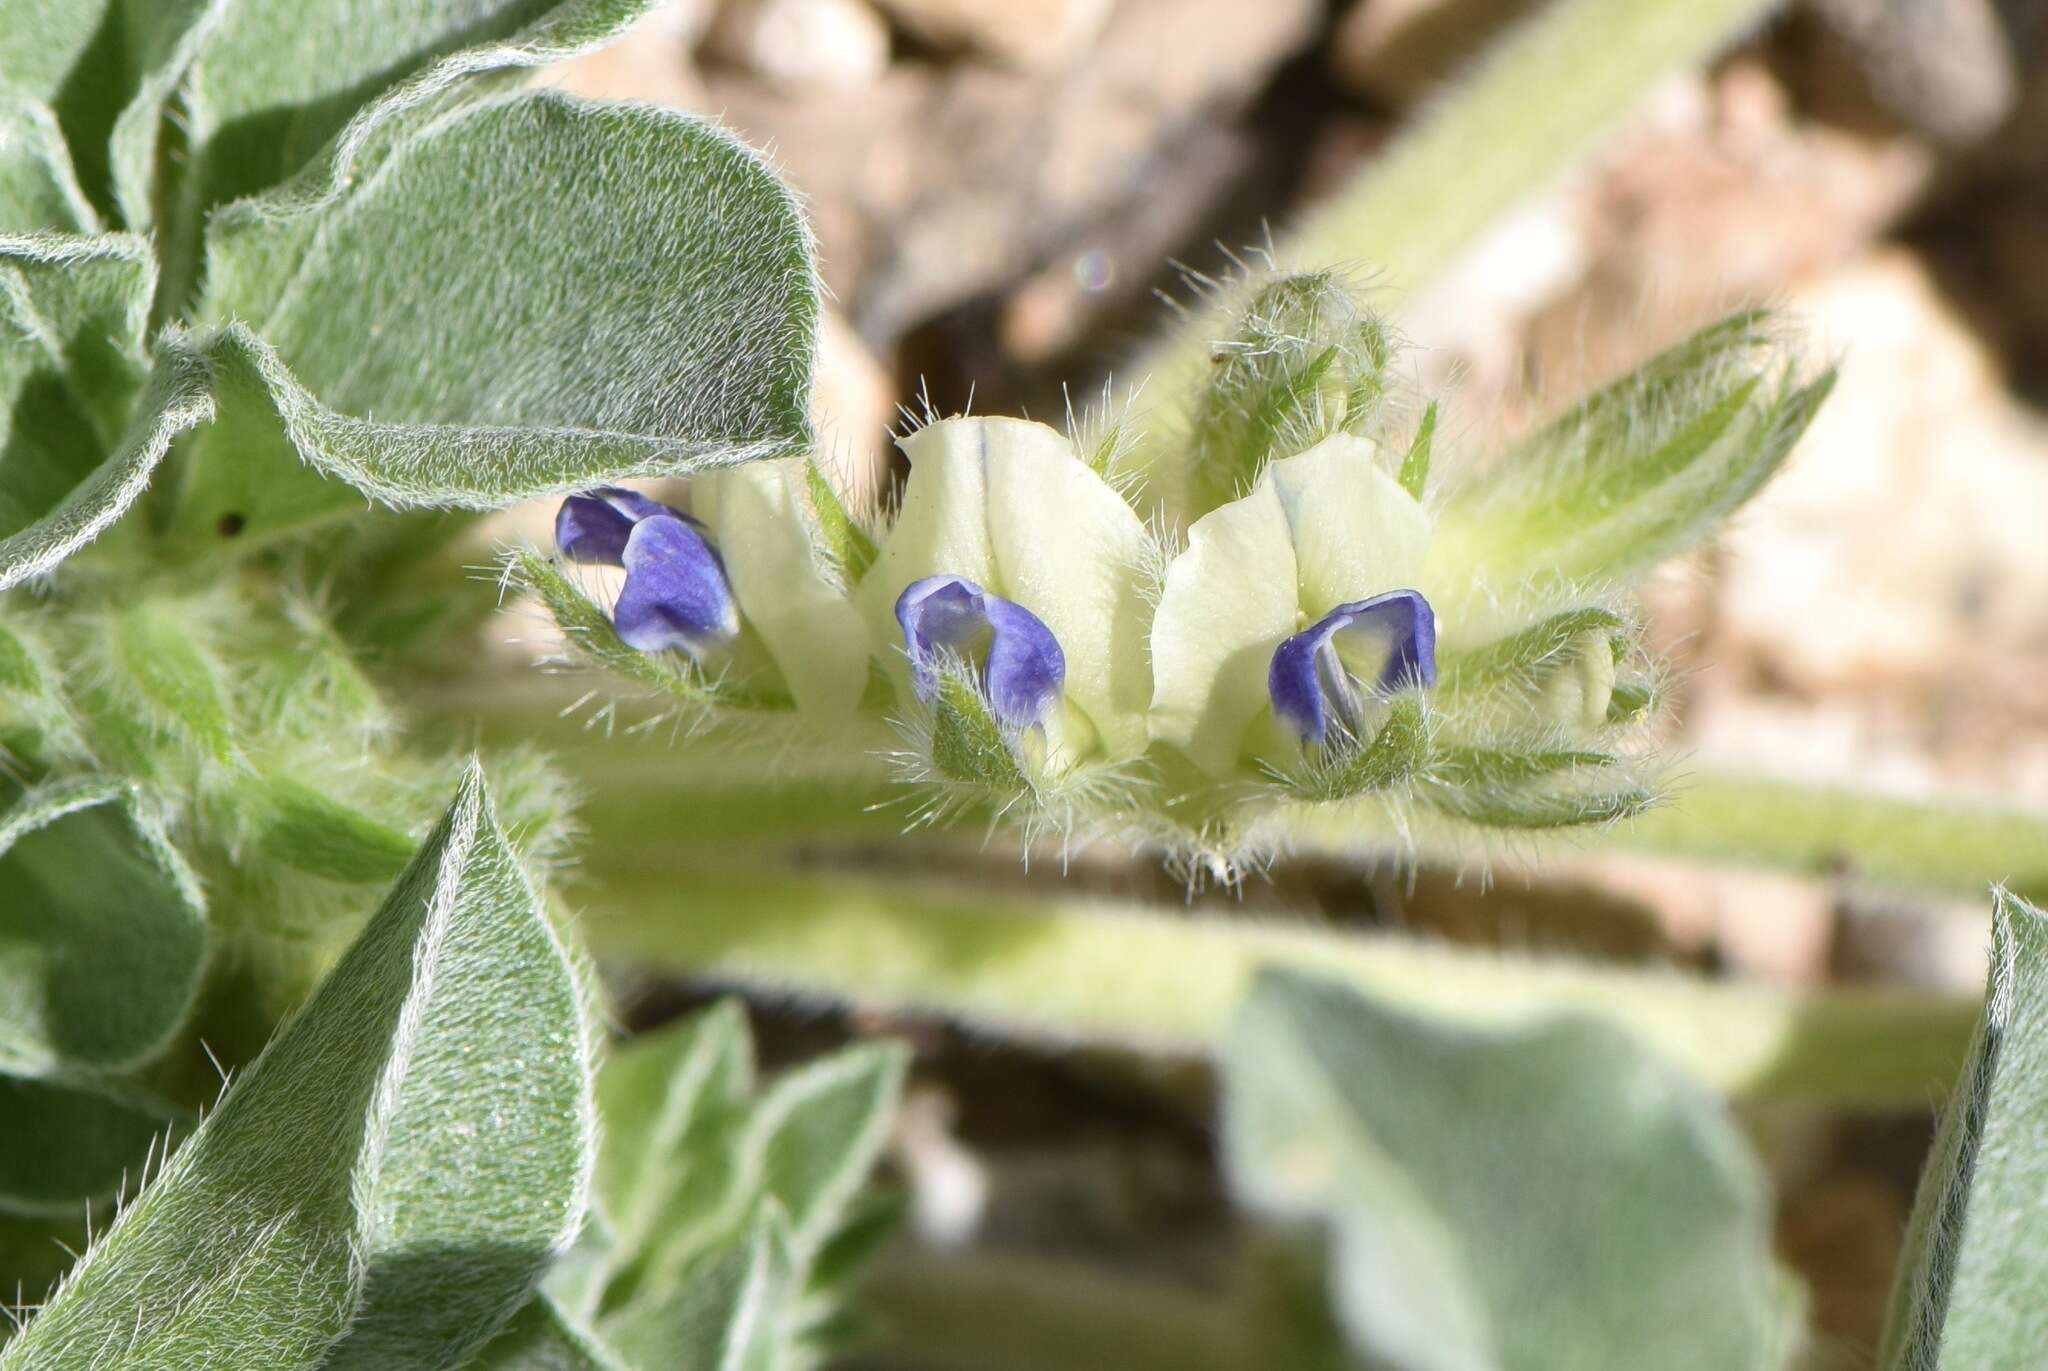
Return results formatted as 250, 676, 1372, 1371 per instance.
872, 0, 1114, 70
707, 0, 892, 93
1720, 251, 2048, 693
703, 0, 1318, 337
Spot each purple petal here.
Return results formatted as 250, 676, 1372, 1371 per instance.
895, 576, 1065, 728
556, 487, 684, 565
1269, 589, 1437, 745
612, 514, 740, 656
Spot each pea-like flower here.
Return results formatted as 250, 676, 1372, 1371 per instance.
1268, 589, 1436, 747
896, 576, 1065, 727
858, 416, 1152, 767
556, 489, 738, 658
1149, 432, 1434, 777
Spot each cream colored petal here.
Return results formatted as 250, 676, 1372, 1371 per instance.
1149, 478, 1302, 778
857, 418, 1001, 658
697, 460, 871, 719
982, 418, 1154, 758
1267, 433, 1434, 618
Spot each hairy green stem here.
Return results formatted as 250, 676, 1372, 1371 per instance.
1132, 0, 1783, 470
556, 732, 2048, 905
581, 859, 1975, 1107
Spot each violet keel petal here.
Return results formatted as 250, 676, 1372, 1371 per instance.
896, 575, 1065, 728
556, 487, 685, 565
612, 513, 740, 655
1269, 589, 1437, 745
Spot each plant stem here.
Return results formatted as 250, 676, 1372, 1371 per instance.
581, 859, 1975, 1107
1130, 0, 1783, 480
558, 732, 2048, 905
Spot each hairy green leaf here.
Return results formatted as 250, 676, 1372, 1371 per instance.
109, 600, 238, 763
0, 293, 212, 594
147, 0, 651, 259
0, 775, 206, 1077
169, 87, 817, 545
1881, 890, 2048, 1369
1222, 967, 1784, 1371
0, 767, 595, 1370
0, 92, 99, 231
0, 1077, 175, 1217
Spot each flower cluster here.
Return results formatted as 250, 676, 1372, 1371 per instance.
524, 281, 1824, 869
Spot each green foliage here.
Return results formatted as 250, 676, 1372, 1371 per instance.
170, 87, 817, 544
1221, 967, 1787, 1371
1881, 891, 2048, 1369
0, 768, 596, 1370
475, 1000, 907, 1371
0, 775, 205, 1077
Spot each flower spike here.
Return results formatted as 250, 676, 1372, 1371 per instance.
1269, 590, 1437, 746
896, 576, 1065, 728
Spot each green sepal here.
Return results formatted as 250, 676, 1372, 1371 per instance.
1280, 695, 1428, 803
930, 671, 1031, 791
1186, 272, 1396, 517
805, 456, 878, 583
1437, 608, 1629, 695
1397, 400, 1436, 501
509, 548, 793, 713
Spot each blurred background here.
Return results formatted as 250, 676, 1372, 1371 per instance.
519, 1, 2048, 1363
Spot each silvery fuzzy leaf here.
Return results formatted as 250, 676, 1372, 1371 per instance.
1880, 890, 2048, 1369
0, 767, 596, 1371
165, 85, 816, 547
0, 1076, 177, 1218
0, 246, 210, 592
1222, 967, 1786, 1371
137, 0, 652, 258
0, 775, 206, 1078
